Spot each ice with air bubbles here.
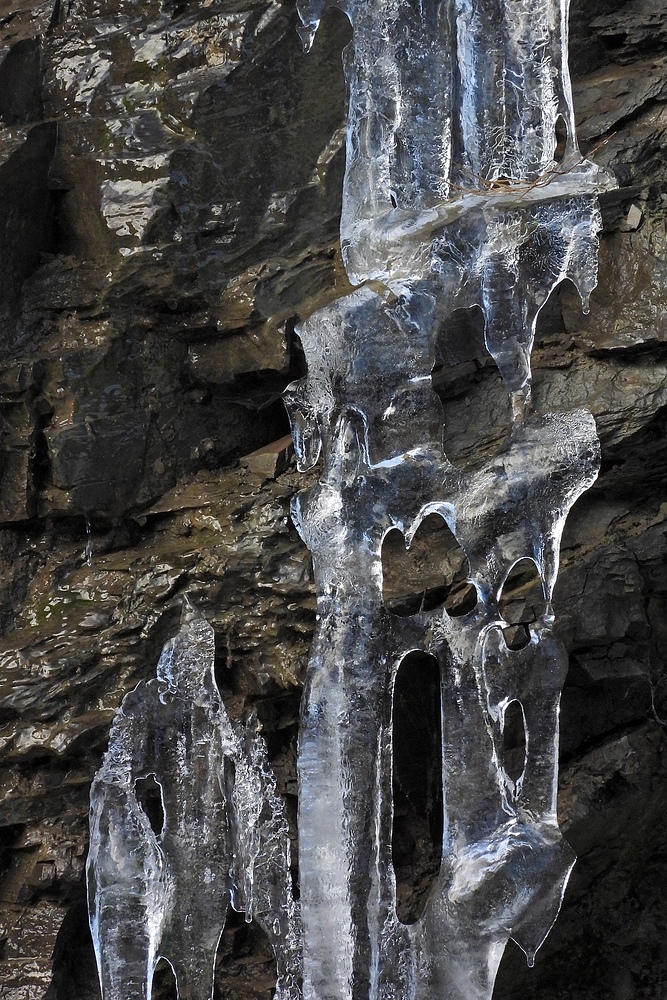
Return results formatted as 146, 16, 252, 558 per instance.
88, 0, 612, 998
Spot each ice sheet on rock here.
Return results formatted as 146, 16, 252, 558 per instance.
87, 606, 301, 1000
287, 0, 603, 995
286, 293, 598, 1000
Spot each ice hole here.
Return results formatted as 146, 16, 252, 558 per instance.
446, 581, 479, 618
503, 623, 531, 650
392, 651, 443, 925
433, 306, 486, 371
534, 275, 570, 343
134, 774, 165, 837
502, 700, 527, 788
153, 958, 178, 999
554, 114, 568, 164
500, 558, 544, 646
215, 908, 278, 998
382, 513, 472, 617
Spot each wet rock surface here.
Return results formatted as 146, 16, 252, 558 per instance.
0, 0, 665, 997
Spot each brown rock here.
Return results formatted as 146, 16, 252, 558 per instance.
242, 434, 295, 479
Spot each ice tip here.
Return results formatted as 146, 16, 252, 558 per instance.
297, 20, 319, 52
296, 0, 327, 50
577, 282, 593, 315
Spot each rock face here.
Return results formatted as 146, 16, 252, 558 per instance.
0, 1, 665, 998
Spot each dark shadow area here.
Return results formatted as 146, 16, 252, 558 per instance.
0, 123, 57, 333
168, 7, 351, 266
597, 402, 667, 496
447, 581, 479, 617
503, 623, 532, 651
214, 909, 278, 1000
0, 824, 24, 885
46, 895, 281, 1000
554, 115, 568, 164
0, 38, 43, 125
134, 774, 166, 837
153, 958, 178, 1000
560, 665, 653, 760
392, 651, 443, 924
433, 305, 487, 372
46, 897, 100, 1000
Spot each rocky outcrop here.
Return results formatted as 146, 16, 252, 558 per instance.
0, 1, 666, 998
0, 0, 353, 521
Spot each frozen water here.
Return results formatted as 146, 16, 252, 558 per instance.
89, 1, 607, 998
284, 1, 605, 998
297, 0, 613, 287
286, 286, 598, 1000
87, 604, 301, 1000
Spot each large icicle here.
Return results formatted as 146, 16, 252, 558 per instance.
297, 0, 611, 282
286, 0, 610, 998
285, 288, 599, 1000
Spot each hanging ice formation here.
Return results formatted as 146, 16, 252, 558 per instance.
285, 0, 613, 997
86, 605, 301, 1000
87, 1, 614, 999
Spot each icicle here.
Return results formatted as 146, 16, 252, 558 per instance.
85, 516, 93, 567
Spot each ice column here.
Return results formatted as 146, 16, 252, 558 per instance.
284, 1, 611, 998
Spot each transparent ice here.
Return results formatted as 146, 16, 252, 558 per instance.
284, 288, 599, 1000
87, 604, 301, 1000
88, 1, 613, 998
285, 0, 610, 997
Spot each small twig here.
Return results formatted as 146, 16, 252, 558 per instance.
445, 132, 617, 203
